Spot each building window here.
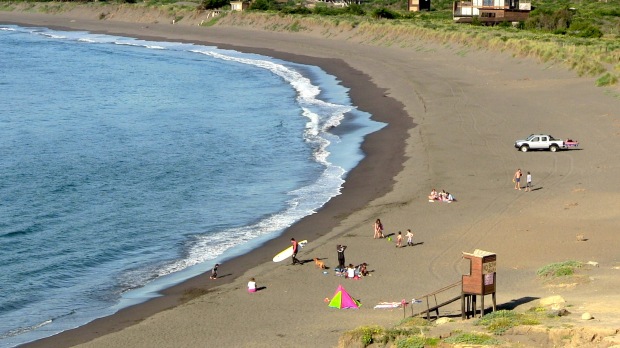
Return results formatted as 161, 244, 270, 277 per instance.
483, 0, 493, 6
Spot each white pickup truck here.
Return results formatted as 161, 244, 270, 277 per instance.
514, 134, 579, 152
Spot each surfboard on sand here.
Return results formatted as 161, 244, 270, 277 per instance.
272, 240, 307, 262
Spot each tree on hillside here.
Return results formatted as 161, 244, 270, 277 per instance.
200, 0, 229, 10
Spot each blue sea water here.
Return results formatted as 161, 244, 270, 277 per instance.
0, 25, 384, 347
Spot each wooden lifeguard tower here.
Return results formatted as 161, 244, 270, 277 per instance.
461, 249, 496, 319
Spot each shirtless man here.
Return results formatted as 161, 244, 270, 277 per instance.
514, 169, 522, 190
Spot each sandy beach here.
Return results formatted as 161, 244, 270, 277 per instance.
3, 8, 620, 347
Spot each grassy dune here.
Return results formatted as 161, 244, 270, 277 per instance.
1, 2, 618, 86
215, 12, 620, 86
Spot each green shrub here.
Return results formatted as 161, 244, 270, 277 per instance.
444, 332, 501, 345
381, 328, 422, 344
537, 261, 583, 278
199, 0, 228, 10
313, 5, 345, 16
342, 326, 383, 347
345, 3, 366, 16
596, 72, 618, 86
249, 0, 277, 11
396, 335, 426, 348
372, 8, 400, 19
568, 22, 604, 38
475, 309, 541, 335
398, 316, 430, 327
280, 6, 311, 15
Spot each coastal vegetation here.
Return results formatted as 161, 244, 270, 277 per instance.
443, 331, 501, 345
536, 260, 583, 278
474, 308, 542, 334
340, 307, 564, 346
2, 0, 618, 86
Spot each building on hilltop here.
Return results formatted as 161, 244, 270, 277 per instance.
230, 0, 251, 11
453, 0, 531, 24
408, 0, 431, 12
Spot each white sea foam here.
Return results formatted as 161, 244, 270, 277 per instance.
0, 319, 51, 339
124, 49, 356, 278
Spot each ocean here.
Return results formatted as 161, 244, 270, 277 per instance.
0, 25, 384, 347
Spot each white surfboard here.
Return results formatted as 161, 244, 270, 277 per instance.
272, 240, 307, 262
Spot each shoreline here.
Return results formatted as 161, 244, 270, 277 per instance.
4, 9, 620, 348
2, 13, 412, 348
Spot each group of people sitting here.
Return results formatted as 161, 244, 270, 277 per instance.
335, 263, 369, 279
428, 189, 455, 203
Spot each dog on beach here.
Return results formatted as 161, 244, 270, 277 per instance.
313, 258, 326, 269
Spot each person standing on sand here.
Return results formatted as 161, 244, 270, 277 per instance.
248, 278, 257, 293
374, 219, 384, 239
396, 231, 403, 248
291, 238, 301, 265
525, 171, 532, 192
405, 229, 414, 247
513, 169, 522, 190
210, 264, 219, 280
337, 244, 347, 269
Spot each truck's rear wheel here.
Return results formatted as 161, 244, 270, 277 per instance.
520, 145, 529, 152
550, 145, 558, 152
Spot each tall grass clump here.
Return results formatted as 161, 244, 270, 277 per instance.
475, 309, 541, 335
395, 335, 428, 348
340, 326, 383, 347
398, 316, 431, 328
340, 325, 429, 347
444, 332, 501, 345
596, 72, 618, 86
537, 261, 583, 278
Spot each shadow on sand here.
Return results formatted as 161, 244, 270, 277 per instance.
497, 296, 540, 311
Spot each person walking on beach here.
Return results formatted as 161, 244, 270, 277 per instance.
374, 219, 384, 239
291, 238, 301, 265
525, 171, 532, 192
210, 264, 219, 280
396, 231, 403, 248
405, 229, 414, 247
513, 169, 522, 190
336, 244, 347, 269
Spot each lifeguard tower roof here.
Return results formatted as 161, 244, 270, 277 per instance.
463, 249, 495, 257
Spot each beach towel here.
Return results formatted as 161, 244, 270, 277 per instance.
373, 302, 401, 309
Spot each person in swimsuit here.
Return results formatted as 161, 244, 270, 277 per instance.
291, 238, 301, 265
514, 169, 522, 190
210, 264, 219, 280
374, 219, 384, 239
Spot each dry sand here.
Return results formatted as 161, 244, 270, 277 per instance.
3, 8, 620, 348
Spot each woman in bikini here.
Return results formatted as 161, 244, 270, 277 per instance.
374, 218, 384, 239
